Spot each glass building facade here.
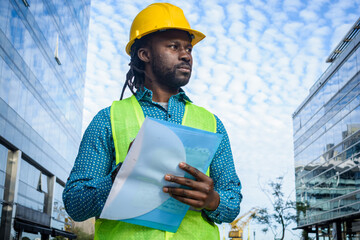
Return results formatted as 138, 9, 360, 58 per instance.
293, 19, 360, 239
0, 0, 90, 239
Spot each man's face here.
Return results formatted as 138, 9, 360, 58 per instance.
149, 30, 193, 89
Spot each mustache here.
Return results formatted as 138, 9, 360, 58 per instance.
175, 62, 192, 69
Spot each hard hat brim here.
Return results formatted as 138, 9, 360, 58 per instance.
125, 27, 206, 56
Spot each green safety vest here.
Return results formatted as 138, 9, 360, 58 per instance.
94, 95, 220, 240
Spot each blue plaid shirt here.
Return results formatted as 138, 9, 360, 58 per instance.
63, 88, 242, 224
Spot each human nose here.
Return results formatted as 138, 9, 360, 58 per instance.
179, 47, 191, 62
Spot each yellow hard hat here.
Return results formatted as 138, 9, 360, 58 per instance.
126, 3, 206, 55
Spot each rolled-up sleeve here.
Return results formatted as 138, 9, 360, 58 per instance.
203, 115, 242, 223
63, 107, 116, 221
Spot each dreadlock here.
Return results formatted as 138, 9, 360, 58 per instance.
120, 37, 150, 100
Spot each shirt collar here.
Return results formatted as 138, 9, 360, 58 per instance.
135, 87, 192, 103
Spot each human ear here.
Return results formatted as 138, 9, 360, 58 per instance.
138, 48, 151, 63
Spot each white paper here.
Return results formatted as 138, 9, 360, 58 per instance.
100, 118, 186, 220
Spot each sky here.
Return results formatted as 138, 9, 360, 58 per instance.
82, 0, 360, 239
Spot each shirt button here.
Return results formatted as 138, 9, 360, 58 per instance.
168, 114, 171, 118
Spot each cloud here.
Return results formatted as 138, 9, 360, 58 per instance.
82, 1, 360, 238
283, 0, 303, 12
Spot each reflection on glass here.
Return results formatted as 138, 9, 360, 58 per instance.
0, 60, 12, 104
297, 148, 360, 224
18, 159, 48, 212
52, 182, 71, 230
1, 0, 90, 232
295, 63, 360, 225
296, 57, 360, 148
0, 144, 8, 206
295, 75, 360, 167
0, 0, 10, 34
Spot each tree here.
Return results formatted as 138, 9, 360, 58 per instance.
252, 176, 298, 240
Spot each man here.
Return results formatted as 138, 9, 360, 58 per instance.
63, 3, 242, 239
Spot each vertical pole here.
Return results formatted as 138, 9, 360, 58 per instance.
346, 221, 352, 240
333, 222, 338, 240
16, 229, 22, 240
0, 150, 21, 239
316, 226, 319, 240
45, 176, 55, 216
336, 221, 342, 240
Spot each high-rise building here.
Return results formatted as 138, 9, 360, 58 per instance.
0, 0, 90, 239
293, 18, 360, 239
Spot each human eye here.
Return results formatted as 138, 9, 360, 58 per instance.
169, 44, 178, 50
186, 47, 192, 53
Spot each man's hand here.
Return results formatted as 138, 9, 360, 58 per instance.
163, 162, 220, 211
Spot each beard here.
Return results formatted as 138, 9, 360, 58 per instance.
151, 53, 192, 89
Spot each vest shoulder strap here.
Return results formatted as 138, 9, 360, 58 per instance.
182, 101, 217, 133
111, 95, 144, 164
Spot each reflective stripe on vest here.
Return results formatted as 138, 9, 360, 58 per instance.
95, 95, 219, 240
